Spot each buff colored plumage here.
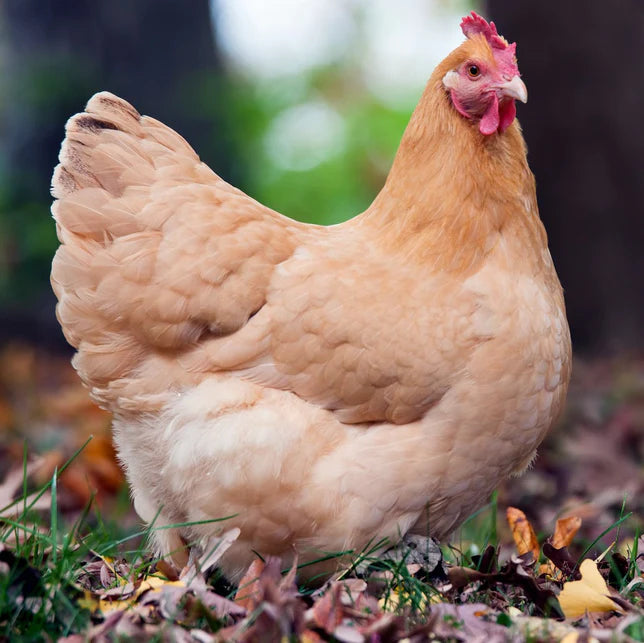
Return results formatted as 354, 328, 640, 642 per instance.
51, 13, 570, 580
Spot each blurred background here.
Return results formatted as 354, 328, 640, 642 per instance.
2, 0, 644, 353
0, 0, 641, 543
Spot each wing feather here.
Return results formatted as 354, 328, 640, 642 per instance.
52, 92, 300, 404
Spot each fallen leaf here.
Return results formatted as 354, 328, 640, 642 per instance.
222, 557, 306, 640
542, 544, 581, 580
448, 555, 560, 616
506, 507, 540, 563
447, 565, 487, 589
558, 559, 625, 619
552, 516, 582, 549
506, 606, 579, 641
78, 550, 186, 617
0, 398, 13, 429
428, 603, 508, 641
559, 633, 579, 643
380, 534, 443, 575
31, 450, 65, 486
471, 544, 498, 574
310, 582, 346, 631
333, 623, 364, 642
155, 558, 180, 581
81, 574, 186, 615
300, 629, 324, 643
234, 559, 265, 611
189, 527, 241, 578
0, 459, 52, 518
539, 517, 582, 577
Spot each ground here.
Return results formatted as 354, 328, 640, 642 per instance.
0, 343, 642, 641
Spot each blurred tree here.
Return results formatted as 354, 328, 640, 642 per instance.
0, 0, 234, 346
488, 0, 644, 352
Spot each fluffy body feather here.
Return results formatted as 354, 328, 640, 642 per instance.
51, 15, 570, 580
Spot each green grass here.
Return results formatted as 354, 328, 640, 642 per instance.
0, 443, 248, 640
0, 448, 641, 641
0, 443, 140, 639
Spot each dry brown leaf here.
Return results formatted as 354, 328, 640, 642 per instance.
81, 435, 124, 492
558, 559, 625, 619
552, 516, 582, 549
234, 559, 266, 611
0, 459, 52, 518
506, 507, 540, 563
79, 573, 185, 615
539, 516, 582, 577
57, 436, 125, 506
310, 582, 345, 631
0, 345, 36, 386
0, 398, 13, 429
31, 450, 65, 486
58, 464, 95, 505
428, 603, 509, 640
155, 558, 180, 582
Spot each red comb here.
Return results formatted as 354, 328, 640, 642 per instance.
461, 11, 509, 50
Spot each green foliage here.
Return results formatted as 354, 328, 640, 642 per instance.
220, 69, 413, 225
0, 51, 416, 307
0, 192, 57, 305
0, 446, 127, 640
0, 56, 97, 308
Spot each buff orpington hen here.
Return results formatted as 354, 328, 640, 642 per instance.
51, 12, 571, 580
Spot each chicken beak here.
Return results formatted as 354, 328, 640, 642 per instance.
498, 76, 528, 103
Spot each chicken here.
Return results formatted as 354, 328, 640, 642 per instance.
51, 12, 571, 580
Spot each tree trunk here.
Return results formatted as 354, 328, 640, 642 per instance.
487, 0, 644, 352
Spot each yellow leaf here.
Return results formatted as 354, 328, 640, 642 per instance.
98, 599, 131, 614
378, 586, 429, 612
130, 574, 184, 603
78, 575, 185, 615
560, 633, 579, 643
538, 561, 558, 578
506, 507, 540, 562
558, 559, 624, 619
77, 590, 99, 612
78, 591, 130, 615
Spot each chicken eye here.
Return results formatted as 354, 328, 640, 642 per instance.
468, 64, 480, 78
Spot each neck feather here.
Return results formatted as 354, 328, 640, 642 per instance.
356, 57, 545, 275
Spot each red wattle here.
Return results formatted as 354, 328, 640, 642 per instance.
479, 93, 500, 135
498, 99, 516, 132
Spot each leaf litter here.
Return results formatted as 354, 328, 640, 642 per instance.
0, 344, 642, 640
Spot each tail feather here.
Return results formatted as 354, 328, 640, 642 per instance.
52, 94, 141, 200
51, 91, 298, 408
52, 188, 141, 241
